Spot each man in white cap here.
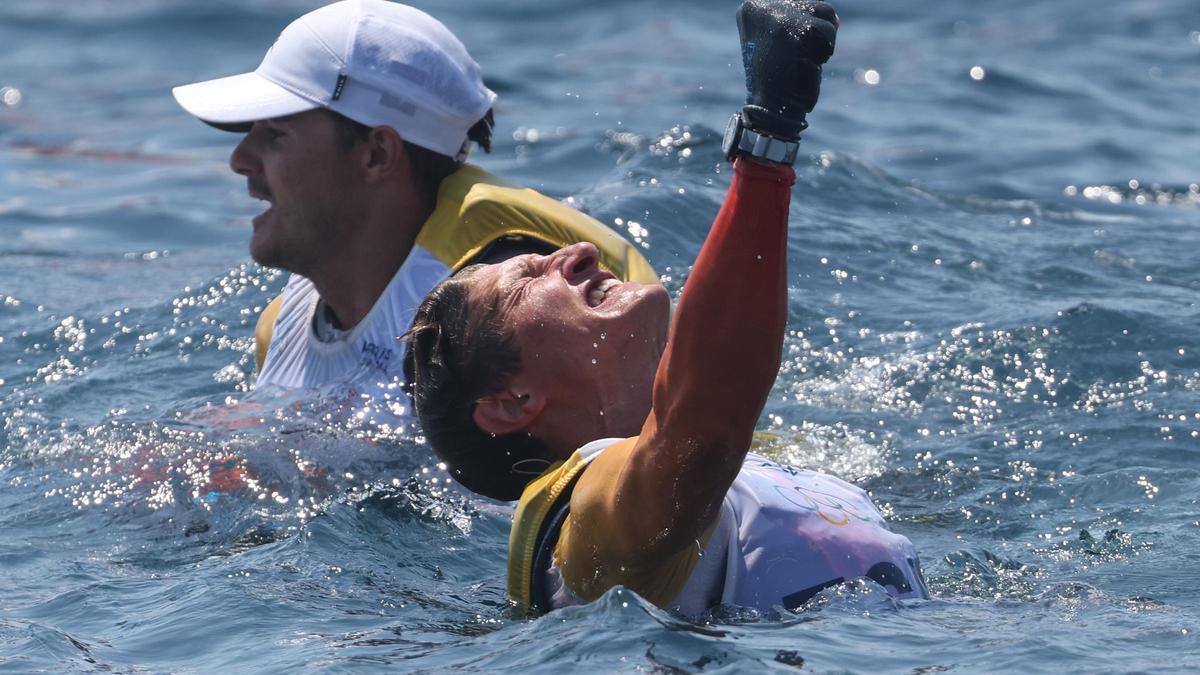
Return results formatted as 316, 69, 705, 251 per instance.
174, 0, 655, 410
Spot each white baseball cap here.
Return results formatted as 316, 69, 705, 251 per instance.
172, 0, 496, 159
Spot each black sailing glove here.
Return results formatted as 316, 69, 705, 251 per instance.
737, 0, 839, 140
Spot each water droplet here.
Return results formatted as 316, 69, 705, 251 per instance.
856, 68, 881, 86
0, 86, 21, 107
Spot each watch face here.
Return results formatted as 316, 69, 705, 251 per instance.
722, 113, 742, 161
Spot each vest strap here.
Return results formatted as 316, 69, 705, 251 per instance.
507, 450, 593, 615
254, 294, 285, 372
528, 468, 586, 614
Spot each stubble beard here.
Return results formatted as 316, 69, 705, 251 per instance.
249, 210, 340, 281
248, 226, 309, 275
249, 229, 285, 271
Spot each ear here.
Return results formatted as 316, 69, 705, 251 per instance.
360, 125, 406, 181
472, 385, 546, 437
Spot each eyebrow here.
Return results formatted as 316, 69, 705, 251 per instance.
496, 257, 535, 313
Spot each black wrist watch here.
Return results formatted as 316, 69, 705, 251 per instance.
722, 112, 800, 165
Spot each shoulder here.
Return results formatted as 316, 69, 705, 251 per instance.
556, 438, 703, 603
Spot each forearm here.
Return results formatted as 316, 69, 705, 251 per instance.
657, 158, 792, 430
638, 158, 795, 521
569, 158, 795, 576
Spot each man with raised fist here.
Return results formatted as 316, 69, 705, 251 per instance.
406, 1, 929, 614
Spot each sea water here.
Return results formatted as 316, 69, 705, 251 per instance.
1, 0, 1198, 671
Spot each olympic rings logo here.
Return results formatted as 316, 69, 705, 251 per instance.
748, 459, 878, 527
770, 484, 877, 526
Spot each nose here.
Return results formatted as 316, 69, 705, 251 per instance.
229, 132, 261, 177
554, 242, 600, 284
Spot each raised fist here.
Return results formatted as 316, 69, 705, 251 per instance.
737, 0, 838, 140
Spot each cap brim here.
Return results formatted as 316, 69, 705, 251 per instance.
172, 72, 319, 133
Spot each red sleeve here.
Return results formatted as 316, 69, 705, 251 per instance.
563, 157, 798, 595
598, 157, 796, 561
648, 157, 795, 456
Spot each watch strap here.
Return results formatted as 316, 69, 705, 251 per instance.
736, 125, 800, 165
724, 112, 800, 165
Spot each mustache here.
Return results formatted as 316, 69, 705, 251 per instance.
248, 178, 272, 201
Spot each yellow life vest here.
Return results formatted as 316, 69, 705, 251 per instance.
254, 164, 659, 371
506, 450, 591, 616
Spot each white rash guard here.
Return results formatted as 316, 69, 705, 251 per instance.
253, 246, 450, 410
534, 440, 929, 614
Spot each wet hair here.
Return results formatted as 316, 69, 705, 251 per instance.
403, 266, 553, 501
330, 109, 495, 203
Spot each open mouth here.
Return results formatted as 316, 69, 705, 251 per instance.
250, 201, 273, 227
586, 277, 620, 307
247, 188, 273, 224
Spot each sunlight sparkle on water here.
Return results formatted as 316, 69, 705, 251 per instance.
0, 86, 21, 107
855, 69, 881, 86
